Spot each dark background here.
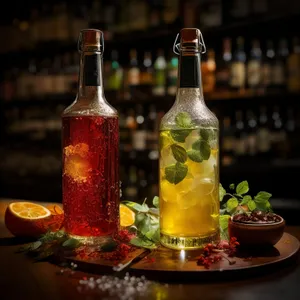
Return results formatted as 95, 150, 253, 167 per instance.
1, 0, 300, 224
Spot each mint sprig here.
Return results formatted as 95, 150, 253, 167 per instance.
175, 112, 194, 128
219, 181, 273, 239
123, 197, 160, 249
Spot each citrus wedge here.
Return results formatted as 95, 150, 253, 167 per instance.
120, 204, 135, 227
5, 202, 52, 237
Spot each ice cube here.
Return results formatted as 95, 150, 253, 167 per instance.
192, 176, 215, 196
177, 191, 197, 209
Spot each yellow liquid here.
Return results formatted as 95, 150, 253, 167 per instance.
159, 129, 220, 250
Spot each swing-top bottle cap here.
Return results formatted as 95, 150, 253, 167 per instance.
173, 28, 206, 55
78, 29, 104, 53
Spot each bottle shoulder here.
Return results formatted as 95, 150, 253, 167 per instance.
62, 95, 118, 118
160, 91, 219, 130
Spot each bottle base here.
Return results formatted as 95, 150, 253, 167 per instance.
67, 233, 112, 246
160, 230, 220, 250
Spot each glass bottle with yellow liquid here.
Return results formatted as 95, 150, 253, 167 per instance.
159, 28, 220, 250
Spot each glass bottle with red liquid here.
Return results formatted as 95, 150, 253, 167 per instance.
62, 29, 119, 245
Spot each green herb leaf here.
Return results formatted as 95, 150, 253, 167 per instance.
240, 195, 252, 205
171, 144, 187, 163
226, 198, 239, 213
139, 215, 151, 236
152, 196, 159, 208
62, 238, 81, 249
165, 162, 188, 184
254, 191, 272, 204
130, 237, 157, 249
192, 139, 211, 160
236, 181, 249, 195
219, 215, 230, 231
229, 183, 235, 190
175, 112, 193, 128
219, 184, 226, 202
187, 150, 203, 162
30, 241, 42, 251
122, 201, 149, 213
199, 128, 217, 142
135, 213, 146, 226
149, 208, 159, 216
170, 129, 191, 143
247, 200, 257, 211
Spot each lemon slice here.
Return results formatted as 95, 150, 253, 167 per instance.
120, 204, 135, 227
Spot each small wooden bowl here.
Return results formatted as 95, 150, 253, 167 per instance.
228, 214, 285, 247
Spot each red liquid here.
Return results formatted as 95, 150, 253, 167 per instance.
62, 115, 119, 237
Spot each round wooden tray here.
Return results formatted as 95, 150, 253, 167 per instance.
68, 233, 299, 280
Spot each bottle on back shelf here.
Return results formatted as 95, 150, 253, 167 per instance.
202, 49, 216, 94
285, 107, 296, 158
216, 38, 232, 92
270, 105, 286, 159
52, 55, 66, 95
230, 37, 246, 92
221, 116, 235, 166
146, 104, 158, 150
167, 51, 178, 95
245, 109, 257, 157
153, 49, 167, 96
108, 50, 123, 91
125, 165, 138, 201
256, 105, 271, 157
127, 49, 140, 87
272, 38, 289, 91
234, 110, 247, 159
247, 39, 262, 92
261, 40, 275, 93
287, 37, 300, 92
140, 51, 153, 86
132, 104, 147, 151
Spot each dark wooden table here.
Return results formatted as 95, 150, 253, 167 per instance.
1, 198, 299, 300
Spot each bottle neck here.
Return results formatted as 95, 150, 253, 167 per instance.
176, 51, 203, 101
78, 51, 104, 99
178, 52, 202, 88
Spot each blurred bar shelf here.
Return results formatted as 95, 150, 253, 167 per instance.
1, 91, 300, 109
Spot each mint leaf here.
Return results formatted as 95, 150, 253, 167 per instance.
219, 215, 230, 241
171, 144, 187, 163
187, 149, 203, 162
165, 162, 188, 184
135, 213, 146, 226
170, 129, 191, 143
130, 237, 157, 249
247, 200, 256, 211
139, 215, 151, 236
219, 215, 230, 231
149, 208, 159, 215
122, 201, 149, 213
229, 184, 235, 190
152, 196, 159, 208
219, 184, 226, 202
240, 195, 252, 205
175, 112, 193, 128
199, 128, 217, 142
192, 139, 211, 160
236, 181, 249, 195
254, 191, 272, 203
62, 238, 81, 249
226, 198, 239, 213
